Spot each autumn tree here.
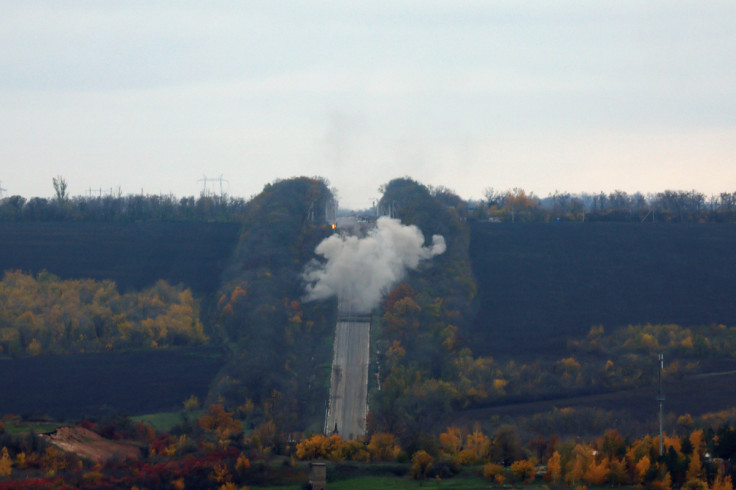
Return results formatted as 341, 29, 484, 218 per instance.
438, 426, 463, 456
198, 405, 242, 444
510, 459, 536, 482
583, 457, 609, 485
483, 462, 507, 484
411, 450, 433, 480
367, 433, 401, 461
565, 444, 594, 486
0, 446, 12, 477
503, 188, 540, 223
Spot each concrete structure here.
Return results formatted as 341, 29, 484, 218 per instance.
324, 296, 371, 439
309, 462, 326, 490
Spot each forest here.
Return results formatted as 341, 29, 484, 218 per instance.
1, 176, 736, 488
0, 271, 208, 356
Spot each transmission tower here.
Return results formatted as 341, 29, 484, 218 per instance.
215, 174, 229, 197
198, 175, 209, 196
0, 181, 6, 198
198, 174, 228, 197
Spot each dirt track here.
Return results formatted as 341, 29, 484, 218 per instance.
41, 427, 141, 463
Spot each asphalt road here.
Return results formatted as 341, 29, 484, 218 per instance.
324, 318, 370, 439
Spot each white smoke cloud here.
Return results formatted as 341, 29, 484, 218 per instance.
302, 216, 446, 312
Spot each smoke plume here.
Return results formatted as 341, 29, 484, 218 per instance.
302, 217, 446, 313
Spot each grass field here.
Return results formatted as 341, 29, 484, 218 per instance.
254, 465, 494, 490
132, 409, 205, 432
1, 420, 62, 435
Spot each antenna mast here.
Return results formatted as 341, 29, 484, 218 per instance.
657, 353, 665, 456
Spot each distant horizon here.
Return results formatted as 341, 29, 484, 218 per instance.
2, 175, 733, 212
2, 3, 734, 210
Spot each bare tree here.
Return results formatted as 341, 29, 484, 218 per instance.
52, 176, 68, 201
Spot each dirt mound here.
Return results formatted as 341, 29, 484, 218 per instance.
41, 426, 142, 463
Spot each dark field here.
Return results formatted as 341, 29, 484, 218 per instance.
0, 348, 225, 419
0, 221, 240, 293
470, 222, 736, 357
452, 367, 736, 437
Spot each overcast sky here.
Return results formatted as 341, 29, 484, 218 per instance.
1, 1, 734, 209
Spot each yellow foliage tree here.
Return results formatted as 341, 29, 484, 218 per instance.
652, 468, 673, 490
466, 426, 491, 462
608, 458, 629, 485
235, 452, 251, 474
483, 462, 506, 484
689, 429, 706, 456
0, 446, 12, 477
296, 434, 327, 460
635, 455, 651, 484
511, 459, 536, 482
367, 433, 400, 461
295, 434, 343, 460
455, 449, 478, 466
198, 404, 242, 444
411, 450, 433, 480
183, 395, 200, 411
713, 473, 734, 490
686, 451, 703, 482
565, 444, 593, 486
329, 439, 370, 462
545, 451, 562, 483
583, 457, 610, 485
438, 426, 463, 456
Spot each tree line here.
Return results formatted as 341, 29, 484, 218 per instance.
3, 404, 736, 488
212, 177, 337, 433
0, 189, 247, 222
474, 188, 736, 222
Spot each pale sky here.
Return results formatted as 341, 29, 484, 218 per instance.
1, 1, 734, 209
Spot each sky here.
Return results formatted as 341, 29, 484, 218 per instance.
1, 1, 734, 210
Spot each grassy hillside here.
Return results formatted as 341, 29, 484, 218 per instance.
470, 222, 736, 357
0, 221, 240, 293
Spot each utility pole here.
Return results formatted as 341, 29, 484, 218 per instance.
657, 353, 665, 456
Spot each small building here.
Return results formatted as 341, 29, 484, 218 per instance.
309, 462, 326, 490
